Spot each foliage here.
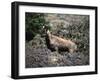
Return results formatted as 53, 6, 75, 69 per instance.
25, 13, 51, 41
25, 13, 90, 68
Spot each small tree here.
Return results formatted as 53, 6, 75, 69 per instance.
25, 13, 51, 41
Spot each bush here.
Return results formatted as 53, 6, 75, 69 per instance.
25, 13, 51, 41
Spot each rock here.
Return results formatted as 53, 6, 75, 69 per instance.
26, 13, 89, 68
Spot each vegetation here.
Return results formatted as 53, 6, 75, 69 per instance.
25, 13, 89, 68
25, 13, 51, 41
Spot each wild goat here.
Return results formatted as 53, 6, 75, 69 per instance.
44, 29, 77, 53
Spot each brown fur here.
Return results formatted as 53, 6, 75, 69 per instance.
47, 30, 77, 53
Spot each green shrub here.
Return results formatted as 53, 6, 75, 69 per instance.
25, 13, 51, 41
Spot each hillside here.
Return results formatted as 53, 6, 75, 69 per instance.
25, 13, 89, 68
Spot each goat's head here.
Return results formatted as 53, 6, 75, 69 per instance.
40, 26, 47, 37
42, 26, 51, 35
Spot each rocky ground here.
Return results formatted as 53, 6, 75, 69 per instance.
25, 13, 89, 68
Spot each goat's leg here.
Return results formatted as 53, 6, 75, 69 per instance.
69, 49, 74, 53
55, 46, 59, 52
